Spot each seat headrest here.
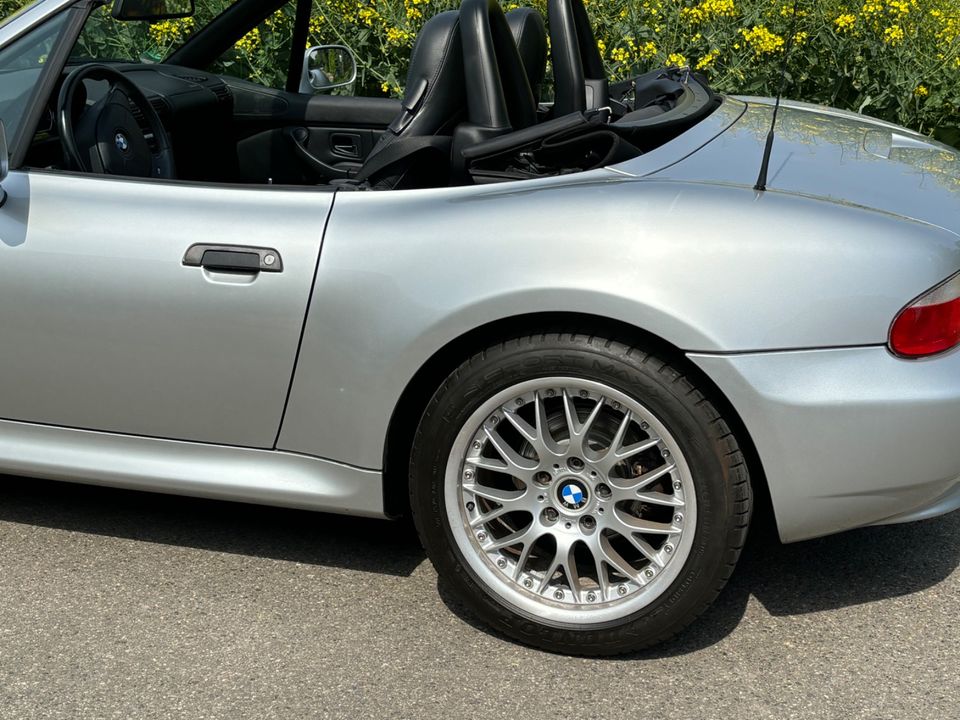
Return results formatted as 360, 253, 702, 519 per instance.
459, 0, 537, 132
506, 8, 547, 103
547, 0, 606, 115
388, 10, 465, 139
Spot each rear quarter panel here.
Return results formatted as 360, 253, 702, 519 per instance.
277, 172, 960, 468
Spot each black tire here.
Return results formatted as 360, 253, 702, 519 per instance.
409, 333, 752, 655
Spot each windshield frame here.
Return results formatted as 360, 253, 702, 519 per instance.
1, 0, 88, 167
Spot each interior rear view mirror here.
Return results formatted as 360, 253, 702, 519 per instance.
112, 0, 195, 22
300, 45, 357, 94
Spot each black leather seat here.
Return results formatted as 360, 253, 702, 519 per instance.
505, 8, 548, 104
459, 0, 538, 137
356, 10, 465, 188
547, 0, 609, 115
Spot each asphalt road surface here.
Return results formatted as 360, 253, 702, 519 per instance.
0, 476, 957, 720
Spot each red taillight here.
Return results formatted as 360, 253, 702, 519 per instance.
890, 272, 960, 358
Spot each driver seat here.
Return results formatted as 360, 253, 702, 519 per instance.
354, 10, 465, 189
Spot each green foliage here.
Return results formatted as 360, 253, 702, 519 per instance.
3, 0, 960, 143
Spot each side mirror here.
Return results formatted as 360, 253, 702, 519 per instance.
0, 121, 8, 208
300, 45, 357, 94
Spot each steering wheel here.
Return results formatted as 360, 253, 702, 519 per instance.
57, 64, 176, 179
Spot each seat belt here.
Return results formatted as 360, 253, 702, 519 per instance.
351, 135, 452, 188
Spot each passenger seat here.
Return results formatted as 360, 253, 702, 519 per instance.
505, 8, 548, 104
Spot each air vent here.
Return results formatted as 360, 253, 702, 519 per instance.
149, 97, 168, 116
174, 73, 209, 84
211, 83, 232, 105
127, 100, 161, 154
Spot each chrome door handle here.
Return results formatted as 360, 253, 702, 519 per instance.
182, 244, 283, 273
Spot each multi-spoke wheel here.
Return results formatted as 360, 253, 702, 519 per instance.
410, 333, 752, 655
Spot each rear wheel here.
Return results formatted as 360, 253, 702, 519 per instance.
409, 334, 752, 655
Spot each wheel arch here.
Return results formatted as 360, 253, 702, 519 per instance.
381, 311, 771, 523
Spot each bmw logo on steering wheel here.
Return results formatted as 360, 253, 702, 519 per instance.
559, 481, 588, 510
114, 132, 129, 153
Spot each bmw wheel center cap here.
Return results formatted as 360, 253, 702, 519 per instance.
558, 480, 588, 510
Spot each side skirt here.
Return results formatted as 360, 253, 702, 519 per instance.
0, 418, 385, 518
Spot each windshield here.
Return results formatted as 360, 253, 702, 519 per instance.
0, 7, 68, 143
70, 1, 231, 64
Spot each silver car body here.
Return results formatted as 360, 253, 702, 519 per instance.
3, 0, 960, 543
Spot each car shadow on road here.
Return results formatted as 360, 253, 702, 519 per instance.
0, 475, 425, 578
437, 509, 960, 658
2, 474, 958, 657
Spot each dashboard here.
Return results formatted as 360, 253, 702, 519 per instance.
29, 62, 239, 181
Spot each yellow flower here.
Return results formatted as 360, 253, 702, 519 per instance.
666, 52, 688, 67
914, 84, 929, 97
386, 27, 413, 46
636, 41, 657, 60
740, 25, 785, 55
610, 46, 630, 64
148, 17, 195, 46
680, 0, 735, 24
696, 49, 720, 70
883, 25, 904, 45
234, 27, 261, 53
834, 13, 856, 31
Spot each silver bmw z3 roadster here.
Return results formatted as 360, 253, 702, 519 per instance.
1, 0, 959, 656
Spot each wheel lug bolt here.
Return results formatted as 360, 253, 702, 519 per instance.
497, 558, 507, 569
545, 389, 555, 398
673, 481, 682, 490
664, 544, 674, 554
554, 590, 564, 600
515, 398, 524, 406
617, 585, 627, 596
640, 421, 649, 430
674, 513, 684, 523
523, 578, 533, 588
535, 471, 552, 485
613, 402, 621, 411
477, 531, 487, 541
472, 441, 482, 449
579, 390, 589, 398
586, 592, 597, 602
645, 568, 655, 578
596, 484, 611, 499
580, 516, 596, 531
567, 457, 584, 471
466, 502, 475, 512
544, 508, 559, 522
464, 470, 474, 480
490, 416, 499, 424
662, 449, 670, 458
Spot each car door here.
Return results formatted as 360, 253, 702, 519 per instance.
0, 169, 332, 448
224, 79, 399, 184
